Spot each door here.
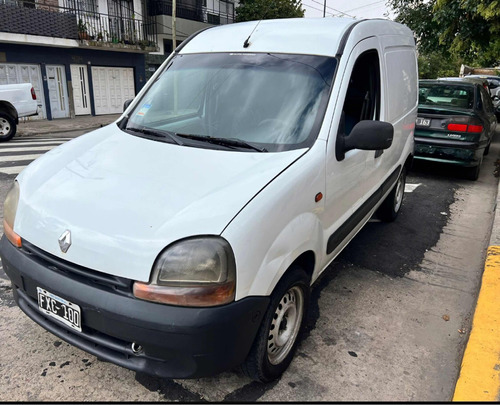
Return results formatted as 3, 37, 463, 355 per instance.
91, 66, 135, 115
70, 64, 91, 115
323, 38, 382, 259
0, 63, 46, 118
46, 65, 70, 119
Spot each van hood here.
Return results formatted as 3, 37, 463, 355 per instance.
14, 125, 306, 282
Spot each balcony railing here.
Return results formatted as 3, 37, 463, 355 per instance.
0, 0, 158, 51
147, 0, 235, 25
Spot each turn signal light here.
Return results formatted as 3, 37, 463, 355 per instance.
133, 281, 235, 307
3, 219, 21, 247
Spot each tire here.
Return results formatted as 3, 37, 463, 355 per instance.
377, 167, 406, 222
484, 141, 491, 156
464, 161, 481, 181
241, 266, 310, 382
0, 112, 16, 142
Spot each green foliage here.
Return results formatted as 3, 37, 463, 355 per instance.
235, 0, 304, 22
417, 52, 463, 79
389, 0, 500, 68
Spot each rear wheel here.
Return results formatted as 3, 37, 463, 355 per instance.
377, 167, 406, 222
0, 112, 16, 142
241, 266, 310, 382
484, 141, 491, 156
464, 160, 481, 181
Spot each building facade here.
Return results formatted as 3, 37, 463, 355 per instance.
0, 0, 158, 119
0, 0, 237, 119
145, 0, 238, 80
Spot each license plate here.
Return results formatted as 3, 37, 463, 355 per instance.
416, 117, 431, 127
37, 287, 82, 332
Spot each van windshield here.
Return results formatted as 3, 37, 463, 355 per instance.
125, 53, 337, 152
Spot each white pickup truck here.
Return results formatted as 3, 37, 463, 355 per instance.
0, 83, 39, 142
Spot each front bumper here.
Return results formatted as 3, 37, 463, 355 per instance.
414, 136, 485, 167
0, 236, 268, 378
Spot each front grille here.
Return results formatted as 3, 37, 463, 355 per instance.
21, 240, 133, 296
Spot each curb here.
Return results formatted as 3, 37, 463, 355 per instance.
453, 170, 500, 401
453, 246, 500, 401
17, 124, 106, 137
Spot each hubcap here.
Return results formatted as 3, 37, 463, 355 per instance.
394, 171, 405, 213
0, 118, 10, 136
267, 286, 304, 365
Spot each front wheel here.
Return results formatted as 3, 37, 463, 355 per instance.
0, 112, 16, 142
377, 167, 406, 222
241, 266, 310, 382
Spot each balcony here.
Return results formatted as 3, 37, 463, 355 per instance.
0, 0, 159, 53
147, 0, 235, 25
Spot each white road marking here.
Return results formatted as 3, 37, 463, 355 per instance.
405, 183, 421, 193
0, 146, 56, 153
0, 154, 44, 162
0, 166, 27, 175
6, 138, 73, 143
0, 138, 68, 175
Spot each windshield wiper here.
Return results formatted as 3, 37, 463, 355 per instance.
176, 134, 267, 152
126, 126, 184, 146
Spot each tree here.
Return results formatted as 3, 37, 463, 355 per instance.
417, 52, 463, 79
388, 0, 500, 67
235, 0, 304, 22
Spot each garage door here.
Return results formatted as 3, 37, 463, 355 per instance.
0, 63, 46, 119
91, 67, 135, 115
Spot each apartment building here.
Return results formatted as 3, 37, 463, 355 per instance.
0, 0, 158, 119
0, 0, 237, 119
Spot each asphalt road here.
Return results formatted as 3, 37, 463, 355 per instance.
0, 130, 498, 401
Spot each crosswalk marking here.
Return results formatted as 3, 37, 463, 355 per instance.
3, 139, 69, 145
0, 154, 44, 162
0, 136, 71, 175
0, 146, 55, 153
0, 166, 29, 175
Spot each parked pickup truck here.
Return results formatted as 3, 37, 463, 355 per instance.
0, 83, 39, 142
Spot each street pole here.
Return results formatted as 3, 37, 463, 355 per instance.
172, 0, 177, 49
323, 0, 326, 17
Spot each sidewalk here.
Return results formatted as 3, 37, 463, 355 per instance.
17, 114, 121, 137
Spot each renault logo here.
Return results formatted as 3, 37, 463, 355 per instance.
58, 230, 72, 253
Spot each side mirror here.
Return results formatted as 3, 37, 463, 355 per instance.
123, 99, 134, 112
336, 120, 394, 161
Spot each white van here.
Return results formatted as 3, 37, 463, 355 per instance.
1, 18, 417, 382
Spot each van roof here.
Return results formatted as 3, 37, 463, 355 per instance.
179, 17, 413, 58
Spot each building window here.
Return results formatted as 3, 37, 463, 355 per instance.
65, 0, 98, 14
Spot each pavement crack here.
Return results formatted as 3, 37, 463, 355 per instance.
403, 276, 472, 293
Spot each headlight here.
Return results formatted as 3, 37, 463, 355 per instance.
3, 181, 21, 247
133, 237, 236, 307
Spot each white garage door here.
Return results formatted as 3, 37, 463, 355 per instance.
91, 67, 135, 115
0, 63, 46, 119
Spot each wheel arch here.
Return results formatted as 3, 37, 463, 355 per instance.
241, 212, 323, 299
0, 101, 19, 123
404, 152, 414, 172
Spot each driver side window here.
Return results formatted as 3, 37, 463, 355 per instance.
340, 50, 381, 136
